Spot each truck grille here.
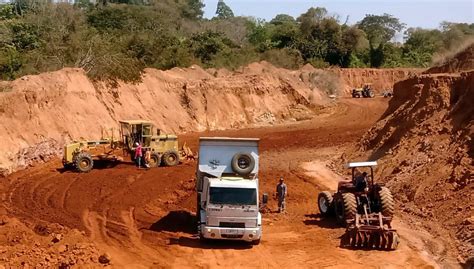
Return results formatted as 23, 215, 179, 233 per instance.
219, 222, 245, 228
222, 234, 244, 239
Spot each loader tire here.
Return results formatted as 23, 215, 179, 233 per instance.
379, 187, 395, 217
162, 150, 180, 166
231, 152, 255, 176
335, 193, 357, 225
318, 191, 334, 216
148, 152, 160, 168
74, 152, 93, 173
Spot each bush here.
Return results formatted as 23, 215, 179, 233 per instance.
260, 48, 303, 69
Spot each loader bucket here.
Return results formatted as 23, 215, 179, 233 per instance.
340, 212, 399, 250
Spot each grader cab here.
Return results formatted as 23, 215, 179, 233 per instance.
62, 120, 193, 173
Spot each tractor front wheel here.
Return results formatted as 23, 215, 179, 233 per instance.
318, 191, 334, 216
74, 152, 94, 173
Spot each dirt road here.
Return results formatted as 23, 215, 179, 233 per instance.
2, 98, 441, 268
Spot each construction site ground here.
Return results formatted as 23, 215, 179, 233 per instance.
1, 97, 458, 268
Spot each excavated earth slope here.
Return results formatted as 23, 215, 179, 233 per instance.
349, 46, 474, 265
0, 63, 416, 176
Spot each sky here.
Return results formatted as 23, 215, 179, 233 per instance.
203, 0, 474, 29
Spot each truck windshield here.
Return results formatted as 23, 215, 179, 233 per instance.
209, 187, 257, 206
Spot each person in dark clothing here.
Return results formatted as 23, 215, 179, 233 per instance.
354, 172, 368, 192
275, 177, 287, 213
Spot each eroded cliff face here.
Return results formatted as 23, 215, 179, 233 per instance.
0, 62, 416, 175
353, 68, 473, 260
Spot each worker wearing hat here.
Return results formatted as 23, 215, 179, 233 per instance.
275, 177, 287, 213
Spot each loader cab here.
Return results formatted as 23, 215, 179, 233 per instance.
119, 120, 154, 150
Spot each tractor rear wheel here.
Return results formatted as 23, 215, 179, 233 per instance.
148, 152, 160, 168
379, 187, 395, 217
335, 192, 357, 225
318, 191, 334, 216
74, 152, 93, 173
162, 150, 179, 166
368, 90, 375, 98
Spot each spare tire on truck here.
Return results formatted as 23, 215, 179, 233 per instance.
231, 152, 255, 176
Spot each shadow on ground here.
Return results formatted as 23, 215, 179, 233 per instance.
149, 210, 196, 234
303, 213, 341, 229
169, 236, 253, 250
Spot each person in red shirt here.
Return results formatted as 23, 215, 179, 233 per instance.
135, 142, 143, 168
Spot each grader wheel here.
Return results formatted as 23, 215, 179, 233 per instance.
74, 152, 94, 173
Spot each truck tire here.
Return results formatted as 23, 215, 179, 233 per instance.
74, 152, 93, 173
318, 191, 334, 216
162, 150, 179, 166
335, 192, 357, 225
379, 187, 395, 217
231, 152, 255, 176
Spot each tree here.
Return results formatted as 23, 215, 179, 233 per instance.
297, 7, 328, 36
181, 0, 205, 20
357, 14, 405, 48
215, 0, 233, 19
270, 14, 295, 25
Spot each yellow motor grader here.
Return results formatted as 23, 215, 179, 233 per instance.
62, 120, 193, 173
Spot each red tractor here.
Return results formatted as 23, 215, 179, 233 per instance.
317, 161, 399, 250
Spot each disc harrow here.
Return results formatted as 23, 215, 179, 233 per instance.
340, 207, 399, 250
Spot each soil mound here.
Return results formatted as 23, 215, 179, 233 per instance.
354, 69, 473, 262
426, 43, 474, 74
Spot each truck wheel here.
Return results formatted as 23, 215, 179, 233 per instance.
162, 150, 179, 166
318, 191, 334, 216
148, 152, 160, 168
231, 152, 255, 175
335, 193, 357, 225
379, 187, 395, 217
252, 239, 261, 245
74, 152, 93, 173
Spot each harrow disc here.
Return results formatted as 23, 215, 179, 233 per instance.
341, 229, 400, 250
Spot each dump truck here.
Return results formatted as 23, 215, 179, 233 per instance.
62, 120, 193, 172
196, 137, 266, 244
317, 161, 399, 250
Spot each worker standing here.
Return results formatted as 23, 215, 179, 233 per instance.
135, 142, 143, 168
276, 177, 287, 213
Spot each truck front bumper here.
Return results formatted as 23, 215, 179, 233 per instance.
200, 225, 261, 242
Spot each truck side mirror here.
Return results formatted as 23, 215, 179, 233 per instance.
262, 193, 268, 204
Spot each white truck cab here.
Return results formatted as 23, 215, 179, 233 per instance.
196, 137, 264, 244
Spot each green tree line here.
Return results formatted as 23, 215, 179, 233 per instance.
0, 0, 472, 82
